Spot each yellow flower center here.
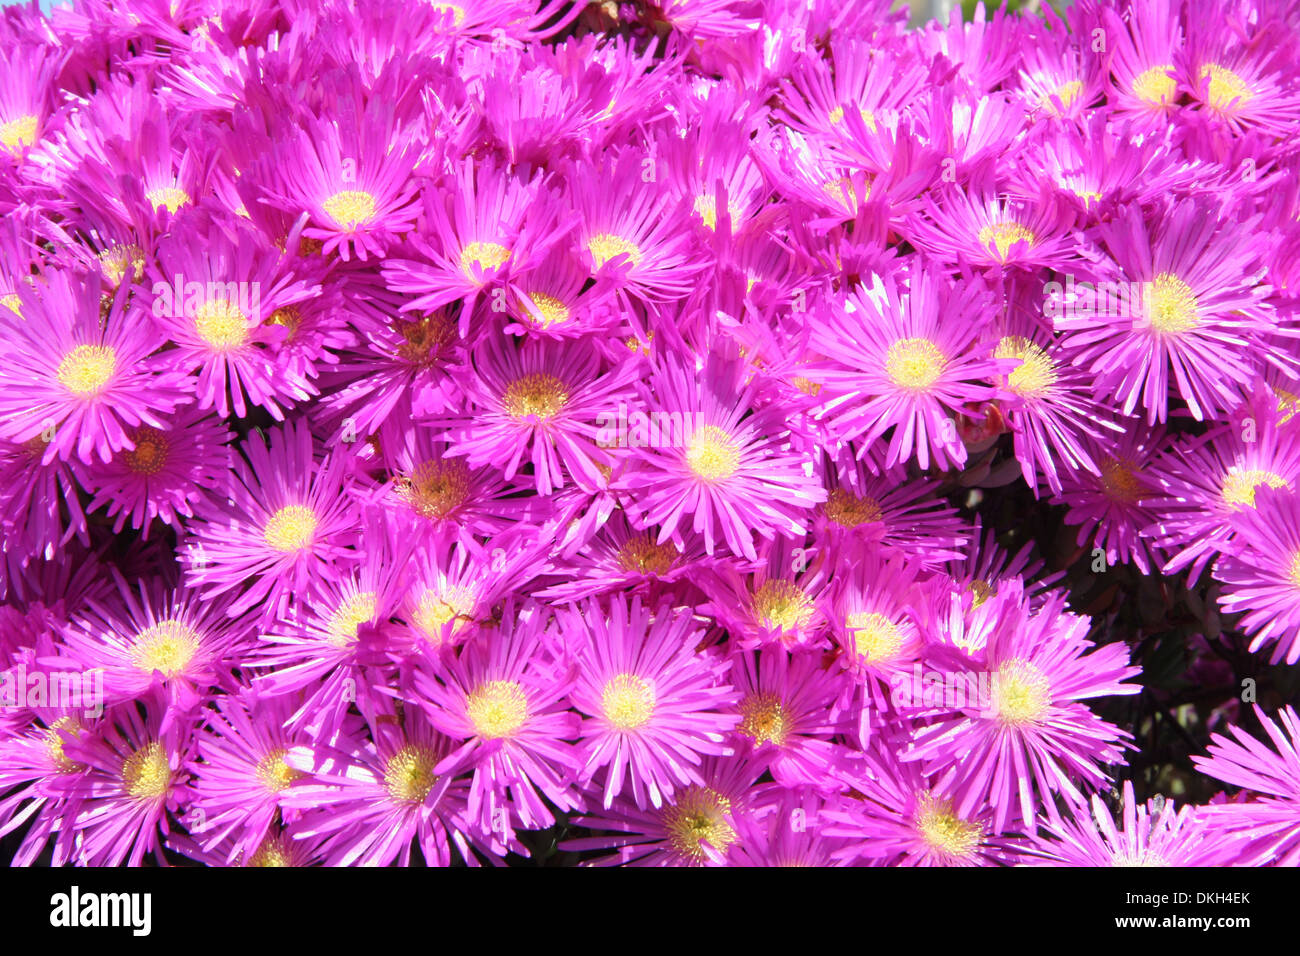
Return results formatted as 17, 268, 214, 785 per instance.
325, 591, 378, 647
588, 233, 643, 268
1147, 273, 1199, 334
685, 425, 741, 481
969, 579, 995, 608
996, 336, 1057, 399
428, 1, 466, 26
990, 658, 1051, 726
663, 786, 736, 863
1132, 64, 1176, 106
411, 584, 478, 643
459, 240, 511, 281
502, 373, 569, 421
130, 619, 200, 676
383, 745, 439, 804
56, 344, 117, 396
194, 299, 249, 351
692, 194, 744, 231
146, 186, 191, 214
791, 375, 821, 396
466, 680, 528, 739
847, 611, 904, 663
395, 458, 471, 520
322, 189, 376, 229
0, 114, 38, 153
521, 291, 570, 328
98, 244, 146, 287
820, 176, 869, 210
1098, 457, 1142, 503
751, 579, 814, 632
738, 691, 790, 746
977, 221, 1036, 260
263, 504, 319, 552
616, 535, 678, 575
1221, 466, 1287, 508
1, 293, 19, 315
269, 306, 302, 342
122, 427, 169, 476
1288, 551, 1300, 590
824, 488, 884, 527
121, 741, 171, 800
256, 749, 302, 793
1200, 63, 1253, 111
885, 337, 946, 392
916, 793, 983, 861
43, 717, 84, 772
601, 673, 656, 730
248, 835, 295, 867
1041, 79, 1083, 113
394, 312, 457, 368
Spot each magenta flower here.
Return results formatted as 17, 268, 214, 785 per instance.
183, 419, 360, 623
1024, 781, 1246, 867
0, 270, 191, 465
808, 267, 1002, 471
907, 584, 1141, 833
413, 602, 581, 837
615, 347, 827, 561
559, 596, 738, 809
1193, 705, 1300, 866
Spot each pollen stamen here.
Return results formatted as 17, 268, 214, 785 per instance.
996, 335, 1057, 399
263, 504, 319, 552
885, 337, 946, 392
1132, 65, 1176, 106
383, 745, 439, 804
616, 535, 677, 575
56, 344, 117, 396
847, 611, 904, 663
601, 673, 656, 730
663, 786, 735, 863
322, 189, 377, 229
1221, 466, 1287, 508
146, 186, 191, 214
502, 373, 569, 421
685, 425, 741, 482
977, 221, 1036, 260
324, 591, 378, 647
588, 233, 643, 269
466, 680, 528, 739
916, 793, 983, 861
395, 458, 471, 520
98, 244, 146, 287
521, 291, 570, 328
460, 240, 511, 282
123, 427, 169, 476
751, 579, 813, 633
1147, 273, 1199, 335
194, 299, 249, 351
991, 658, 1051, 726
1200, 63, 1254, 111
43, 717, 85, 772
0, 114, 38, 153
121, 741, 171, 800
1099, 457, 1143, 504
824, 488, 884, 528
738, 691, 790, 746
130, 619, 200, 676
256, 749, 302, 793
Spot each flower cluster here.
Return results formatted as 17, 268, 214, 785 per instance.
1, 0, 1299, 867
